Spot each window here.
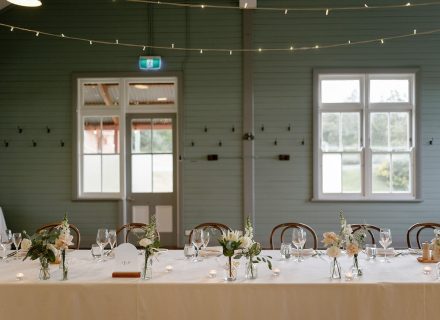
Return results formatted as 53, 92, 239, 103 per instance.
75, 77, 178, 199
314, 71, 417, 200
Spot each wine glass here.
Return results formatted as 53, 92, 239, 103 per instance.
380, 228, 392, 263
202, 230, 210, 249
183, 244, 194, 260
292, 228, 306, 262
96, 229, 109, 261
191, 229, 204, 262
12, 232, 22, 258
108, 230, 117, 256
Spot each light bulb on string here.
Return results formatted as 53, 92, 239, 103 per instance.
143, 46, 146, 51
200, 49, 203, 54
171, 43, 175, 48
61, 33, 65, 37
315, 45, 319, 49
348, 40, 351, 44
89, 40, 93, 45
406, 2, 411, 6
10, 27, 13, 31
201, 4, 204, 9
258, 48, 262, 52
244, 2, 248, 9
380, 38, 384, 44
36, 32, 39, 37
414, 29, 417, 34
290, 45, 294, 50
229, 50, 232, 55
364, 3, 369, 8
284, 9, 288, 15
326, 9, 329, 16
116, 39, 119, 44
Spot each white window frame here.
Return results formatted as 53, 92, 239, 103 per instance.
313, 69, 418, 201
74, 76, 178, 200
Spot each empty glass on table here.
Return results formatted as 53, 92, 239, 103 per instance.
292, 228, 306, 262
0, 229, 12, 261
96, 229, 109, 261
12, 232, 22, 259
280, 242, 292, 260
191, 229, 204, 262
365, 244, 377, 262
183, 244, 195, 260
379, 228, 392, 263
108, 229, 117, 257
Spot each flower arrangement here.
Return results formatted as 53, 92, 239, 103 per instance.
138, 216, 160, 280
339, 211, 366, 276
235, 217, 272, 279
55, 214, 73, 280
431, 229, 440, 260
322, 231, 342, 279
218, 230, 243, 281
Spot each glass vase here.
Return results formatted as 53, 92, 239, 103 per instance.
39, 257, 51, 280
224, 256, 239, 281
245, 260, 258, 280
352, 254, 363, 277
59, 249, 68, 281
141, 253, 153, 280
329, 257, 341, 279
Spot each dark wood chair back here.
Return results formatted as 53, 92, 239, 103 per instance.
36, 223, 81, 249
269, 223, 318, 250
187, 222, 231, 244
406, 222, 440, 248
116, 223, 160, 246
351, 224, 381, 245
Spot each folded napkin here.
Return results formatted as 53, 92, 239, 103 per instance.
408, 248, 422, 255
199, 246, 222, 257
376, 248, 395, 256
291, 248, 315, 256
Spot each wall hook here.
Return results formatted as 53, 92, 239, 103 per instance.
60, 140, 65, 147
429, 138, 434, 145
274, 138, 278, 146
17, 126, 23, 134
261, 124, 265, 132
191, 140, 195, 147
243, 132, 254, 141
301, 138, 305, 146
288, 124, 291, 131
32, 140, 37, 147
46, 126, 51, 134
218, 140, 222, 147
4, 140, 9, 148
232, 126, 235, 132
204, 126, 208, 133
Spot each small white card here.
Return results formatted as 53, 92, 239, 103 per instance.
114, 243, 139, 272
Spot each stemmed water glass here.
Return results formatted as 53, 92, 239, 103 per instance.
12, 232, 22, 259
191, 229, 204, 262
0, 230, 12, 261
202, 230, 210, 249
96, 229, 109, 261
108, 230, 117, 257
292, 228, 306, 262
380, 228, 392, 263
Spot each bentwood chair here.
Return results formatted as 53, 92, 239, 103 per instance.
406, 222, 440, 249
36, 223, 81, 249
116, 223, 160, 246
269, 223, 318, 250
351, 224, 381, 245
187, 222, 231, 244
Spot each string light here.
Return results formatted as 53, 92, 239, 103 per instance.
325, 9, 329, 16
0, 23, 435, 54
128, 0, 440, 13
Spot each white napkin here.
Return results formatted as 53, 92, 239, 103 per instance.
291, 248, 315, 256
376, 247, 395, 256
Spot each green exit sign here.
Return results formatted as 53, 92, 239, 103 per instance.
139, 56, 162, 70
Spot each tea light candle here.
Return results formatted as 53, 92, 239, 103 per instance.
272, 268, 281, 276
345, 271, 354, 281
208, 269, 217, 278
165, 265, 173, 272
16, 273, 24, 281
423, 266, 432, 275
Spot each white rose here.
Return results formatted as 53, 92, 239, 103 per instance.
21, 238, 32, 251
47, 244, 59, 258
326, 246, 341, 258
239, 236, 253, 249
139, 238, 153, 248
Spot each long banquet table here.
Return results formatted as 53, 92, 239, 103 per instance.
0, 249, 439, 320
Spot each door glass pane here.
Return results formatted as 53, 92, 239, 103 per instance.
102, 155, 119, 192
152, 118, 173, 153
83, 155, 101, 192
371, 113, 388, 151
372, 154, 390, 193
83, 83, 120, 107
321, 79, 360, 103
392, 154, 410, 192
156, 206, 173, 233
322, 153, 341, 193
132, 119, 152, 154
153, 154, 173, 192
341, 113, 360, 151
370, 79, 409, 103
390, 112, 409, 150
83, 117, 101, 154
322, 113, 340, 151
102, 117, 119, 154
342, 153, 361, 193
132, 206, 149, 224
128, 82, 176, 106
132, 155, 152, 192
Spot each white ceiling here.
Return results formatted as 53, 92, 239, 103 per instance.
0, 0, 9, 11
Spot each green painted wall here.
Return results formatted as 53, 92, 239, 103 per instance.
0, 0, 439, 247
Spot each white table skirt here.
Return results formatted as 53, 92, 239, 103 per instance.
0, 250, 439, 320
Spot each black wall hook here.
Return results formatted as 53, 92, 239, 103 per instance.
274, 138, 278, 146
204, 126, 208, 133
32, 140, 37, 147
429, 138, 434, 145
261, 125, 265, 132
191, 140, 195, 147
60, 140, 65, 147
288, 124, 291, 131
232, 126, 235, 132
301, 138, 305, 146
4, 140, 9, 148
218, 140, 222, 147
46, 126, 51, 134
17, 126, 23, 134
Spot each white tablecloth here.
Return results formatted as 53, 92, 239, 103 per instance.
0, 250, 439, 320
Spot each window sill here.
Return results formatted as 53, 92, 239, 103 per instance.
310, 198, 423, 203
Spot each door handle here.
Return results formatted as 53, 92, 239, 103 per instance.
127, 197, 135, 202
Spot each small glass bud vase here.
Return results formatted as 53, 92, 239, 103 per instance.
329, 257, 341, 279
39, 257, 51, 280
245, 260, 258, 280
224, 257, 239, 281
59, 249, 68, 281
141, 254, 153, 280
352, 254, 363, 277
